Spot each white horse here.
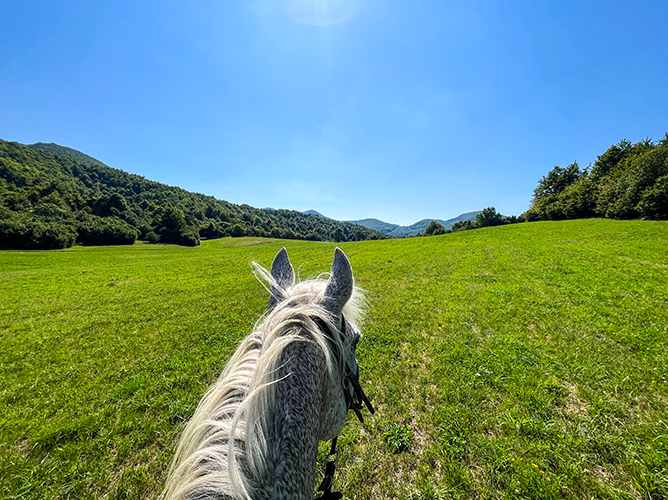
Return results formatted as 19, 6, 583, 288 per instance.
161, 247, 373, 500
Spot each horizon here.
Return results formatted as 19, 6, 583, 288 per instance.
1, 1, 667, 225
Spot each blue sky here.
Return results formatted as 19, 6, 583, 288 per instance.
1, 1, 667, 225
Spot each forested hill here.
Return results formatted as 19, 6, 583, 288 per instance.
28, 142, 107, 168
0, 140, 387, 249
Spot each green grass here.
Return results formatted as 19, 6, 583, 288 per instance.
1, 220, 667, 499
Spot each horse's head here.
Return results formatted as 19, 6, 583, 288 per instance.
266, 247, 371, 440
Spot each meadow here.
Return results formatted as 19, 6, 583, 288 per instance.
1, 219, 667, 499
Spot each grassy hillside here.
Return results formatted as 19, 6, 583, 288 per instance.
1, 220, 667, 499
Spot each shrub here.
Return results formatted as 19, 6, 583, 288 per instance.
175, 231, 200, 247
476, 207, 504, 227
0, 214, 77, 249
77, 216, 138, 246
452, 220, 476, 232
144, 231, 160, 244
424, 220, 446, 236
383, 423, 413, 453
637, 174, 668, 219
231, 224, 246, 237
199, 221, 227, 239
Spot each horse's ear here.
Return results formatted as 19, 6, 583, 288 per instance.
268, 247, 294, 310
323, 247, 354, 315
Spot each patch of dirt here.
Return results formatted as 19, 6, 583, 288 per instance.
584, 465, 611, 482
584, 465, 642, 500
231, 240, 271, 248
618, 256, 668, 269
109, 280, 141, 286
563, 381, 589, 418
627, 395, 653, 418
12, 438, 30, 454
410, 412, 429, 454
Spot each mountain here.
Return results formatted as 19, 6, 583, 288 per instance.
348, 218, 400, 234
0, 140, 387, 249
303, 209, 326, 217
28, 142, 108, 167
349, 211, 482, 237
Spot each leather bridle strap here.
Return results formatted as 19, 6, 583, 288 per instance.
311, 315, 375, 420
312, 315, 375, 499
316, 437, 341, 500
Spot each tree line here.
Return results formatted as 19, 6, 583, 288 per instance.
524, 135, 668, 221
3, 133, 664, 249
0, 140, 386, 249
420, 134, 668, 238
419, 207, 519, 236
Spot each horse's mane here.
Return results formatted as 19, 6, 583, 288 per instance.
160, 263, 364, 500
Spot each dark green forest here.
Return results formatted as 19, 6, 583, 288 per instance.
524, 135, 668, 221
0, 140, 386, 249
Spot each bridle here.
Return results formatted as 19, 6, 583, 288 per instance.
313, 315, 375, 500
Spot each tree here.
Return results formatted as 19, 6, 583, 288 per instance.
154, 205, 200, 245
476, 207, 504, 227
524, 136, 668, 222
92, 192, 128, 217
451, 220, 476, 232
532, 162, 581, 204
590, 140, 632, 180
145, 231, 160, 244
0, 213, 77, 249
423, 220, 446, 236
637, 174, 668, 219
77, 216, 138, 245
231, 224, 246, 237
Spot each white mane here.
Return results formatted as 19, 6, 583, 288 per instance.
160, 263, 364, 500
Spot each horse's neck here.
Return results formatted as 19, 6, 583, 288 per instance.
268, 339, 328, 500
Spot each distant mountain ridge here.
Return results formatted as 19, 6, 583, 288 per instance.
349, 211, 482, 237
302, 209, 482, 237
303, 209, 326, 217
349, 218, 400, 234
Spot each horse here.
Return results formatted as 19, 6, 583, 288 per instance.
160, 247, 373, 500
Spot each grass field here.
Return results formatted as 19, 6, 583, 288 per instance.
1, 219, 667, 499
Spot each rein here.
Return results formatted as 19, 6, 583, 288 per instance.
313, 316, 375, 500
